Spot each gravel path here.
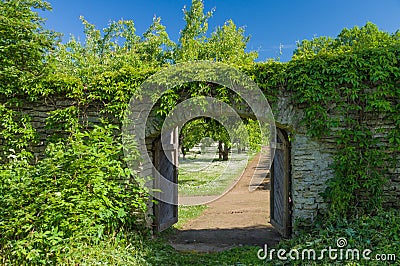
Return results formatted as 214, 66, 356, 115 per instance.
169, 153, 281, 252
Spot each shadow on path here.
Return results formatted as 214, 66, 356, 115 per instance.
169, 226, 280, 252
169, 153, 281, 252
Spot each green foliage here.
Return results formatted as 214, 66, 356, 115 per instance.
181, 118, 230, 149
0, 0, 59, 98
232, 119, 249, 151
176, 0, 214, 62
0, 104, 36, 161
3, 208, 397, 265
245, 60, 286, 104
0, 0, 399, 261
61, 209, 396, 265
55, 16, 172, 72
249, 23, 399, 219
273, 209, 400, 265
180, 118, 210, 150
246, 119, 262, 151
286, 24, 400, 218
55, 234, 152, 265
159, 0, 258, 151
49, 17, 163, 118
294, 22, 400, 58
0, 125, 149, 263
154, 0, 258, 142
175, 0, 257, 64
45, 105, 79, 132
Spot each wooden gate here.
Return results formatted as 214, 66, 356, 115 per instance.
153, 127, 179, 232
270, 128, 291, 238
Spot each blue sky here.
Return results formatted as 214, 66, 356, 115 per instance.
41, 0, 400, 62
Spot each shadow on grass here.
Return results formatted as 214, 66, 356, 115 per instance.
178, 179, 210, 186
168, 226, 281, 252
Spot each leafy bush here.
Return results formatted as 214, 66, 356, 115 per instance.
285, 24, 400, 217
144, 210, 400, 265
0, 104, 37, 162
56, 234, 152, 266
0, 125, 149, 264
254, 27, 400, 217
26, 209, 393, 265
270, 209, 400, 265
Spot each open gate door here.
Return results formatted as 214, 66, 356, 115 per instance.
270, 128, 291, 238
153, 127, 179, 232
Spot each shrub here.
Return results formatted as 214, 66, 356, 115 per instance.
0, 125, 149, 264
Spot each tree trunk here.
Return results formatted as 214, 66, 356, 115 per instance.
179, 134, 186, 159
181, 145, 186, 159
218, 140, 223, 160
222, 142, 230, 161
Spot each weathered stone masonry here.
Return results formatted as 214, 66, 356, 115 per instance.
4, 90, 400, 234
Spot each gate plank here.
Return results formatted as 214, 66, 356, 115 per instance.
270, 128, 291, 238
153, 127, 179, 232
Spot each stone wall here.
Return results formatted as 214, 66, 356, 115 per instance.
272, 94, 399, 230
2, 93, 399, 235
0, 97, 104, 161
273, 95, 335, 229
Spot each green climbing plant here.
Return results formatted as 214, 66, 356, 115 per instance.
1, 0, 399, 251
281, 23, 399, 218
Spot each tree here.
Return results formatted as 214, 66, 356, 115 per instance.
175, 0, 214, 62
0, 0, 59, 159
245, 119, 262, 151
180, 118, 209, 158
175, 0, 257, 64
51, 15, 175, 120
54, 16, 173, 76
180, 117, 232, 161
293, 22, 400, 59
174, 0, 258, 160
208, 119, 231, 161
0, 0, 59, 97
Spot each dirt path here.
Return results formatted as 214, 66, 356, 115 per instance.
169, 153, 281, 252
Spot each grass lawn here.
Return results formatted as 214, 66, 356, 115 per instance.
175, 145, 256, 230
175, 205, 208, 229
54, 209, 400, 265
178, 144, 256, 197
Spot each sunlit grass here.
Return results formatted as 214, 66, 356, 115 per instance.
174, 205, 208, 229
178, 145, 255, 197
